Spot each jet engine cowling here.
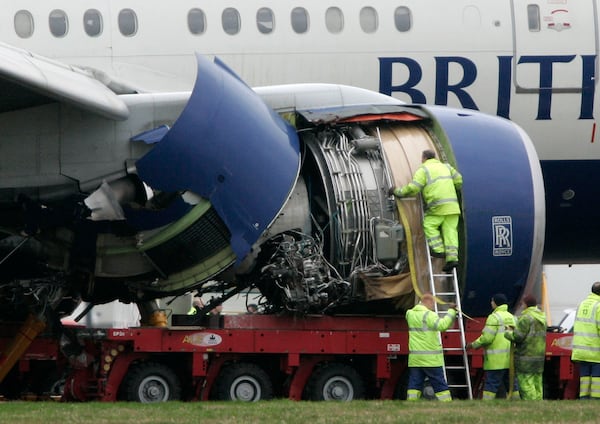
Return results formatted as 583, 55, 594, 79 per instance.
133, 55, 545, 316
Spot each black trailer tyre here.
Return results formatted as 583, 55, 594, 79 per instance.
45, 376, 66, 397
122, 362, 182, 402
306, 363, 365, 401
215, 363, 273, 401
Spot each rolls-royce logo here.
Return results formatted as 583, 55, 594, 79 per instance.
492, 216, 512, 256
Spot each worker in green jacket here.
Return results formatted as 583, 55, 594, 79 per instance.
467, 293, 518, 399
504, 294, 547, 400
571, 281, 600, 400
406, 293, 457, 401
389, 150, 462, 273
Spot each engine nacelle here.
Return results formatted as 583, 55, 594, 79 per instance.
136, 55, 544, 316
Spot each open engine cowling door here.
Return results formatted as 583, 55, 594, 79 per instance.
136, 54, 301, 263
426, 105, 545, 316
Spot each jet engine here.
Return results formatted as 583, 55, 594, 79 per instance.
134, 55, 544, 317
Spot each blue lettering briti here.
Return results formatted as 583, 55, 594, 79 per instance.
378, 55, 596, 120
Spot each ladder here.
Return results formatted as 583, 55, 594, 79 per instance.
426, 250, 473, 399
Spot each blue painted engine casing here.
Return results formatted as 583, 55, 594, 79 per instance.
136, 54, 301, 264
424, 106, 545, 316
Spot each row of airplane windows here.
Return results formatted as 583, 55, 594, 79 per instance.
13, 7, 415, 39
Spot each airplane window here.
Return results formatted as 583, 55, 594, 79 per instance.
394, 6, 412, 32
257, 7, 274, 34
291, 7, 309, 34
49, 9, 68, 37
188, 8, 206, 35
359, 7, 378, 33
325, 7, 344, 34
14, 10, 34, 39
527, 4, 540, 32
222, 8, 241, 35
118, 9, 138, 37
84, 9, 103, 37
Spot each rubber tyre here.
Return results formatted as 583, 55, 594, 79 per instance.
122, 362, 182, 403
393, 369, 409, 400
305, 363, 365, 401
214, 363, 273, 401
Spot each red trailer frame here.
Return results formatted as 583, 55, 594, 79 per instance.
47, 314, 576, 402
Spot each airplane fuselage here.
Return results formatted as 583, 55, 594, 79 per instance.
1, 0, 598, 262
1, 1, 595, 156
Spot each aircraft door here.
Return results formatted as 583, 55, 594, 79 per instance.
511, 0, 597, 92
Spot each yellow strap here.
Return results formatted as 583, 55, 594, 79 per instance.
396, 197, 480, 324
397, 196, 450, 307
396, 198, 423, 298
459, 311, 480, 323
508, 343, 515, 398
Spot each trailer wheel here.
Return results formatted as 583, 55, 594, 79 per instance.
122, 362, 182, 403
393, 370, 409, 400
305, 363, 365, 401
214, 363, 273, 401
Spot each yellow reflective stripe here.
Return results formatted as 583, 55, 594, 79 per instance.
580, 375, 591, 397
493, 312, 506, 328
486, 348, 511, 354
436, 390, 452, 402
423, 166, 432, 184
573, 331, 600, 338
518, 356, 544, 362
409, 350, 443, 355
575, 317, 600, 324
482, 391, 496, 400
407, 389, 421, 400
427, 239, 444, 250
432, 175, 454, 182
572, 344, 600, 352
426, 197, 459, 209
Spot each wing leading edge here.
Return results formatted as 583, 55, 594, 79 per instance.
0, 42, 129, 120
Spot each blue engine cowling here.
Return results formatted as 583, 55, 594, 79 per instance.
422, 106, 544, 316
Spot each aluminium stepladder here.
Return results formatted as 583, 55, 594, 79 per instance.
426, 249, 473, 399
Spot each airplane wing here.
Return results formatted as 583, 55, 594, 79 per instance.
0, 42, 129, 120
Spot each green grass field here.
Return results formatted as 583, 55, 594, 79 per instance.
1, 400, 597, 424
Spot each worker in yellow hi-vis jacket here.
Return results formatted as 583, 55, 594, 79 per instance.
390, 149, 462, 273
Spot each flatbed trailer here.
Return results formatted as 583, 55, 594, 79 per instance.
0, 314, 578, 402
28, 314, 575, 402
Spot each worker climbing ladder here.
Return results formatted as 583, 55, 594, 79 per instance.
426, 251, 473, 399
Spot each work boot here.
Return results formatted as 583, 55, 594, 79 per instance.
442, 261, 458, 272
429, 250, 445, 259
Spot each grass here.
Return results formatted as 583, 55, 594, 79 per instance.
0, 400, 598, 424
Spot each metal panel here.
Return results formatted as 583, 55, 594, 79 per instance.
511, 0, 598, 91
136, 55, 300, 263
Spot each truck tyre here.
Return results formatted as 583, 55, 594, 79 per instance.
393, 370, 409, 400
305, 363, 365, 401
214, 363, 273, 401
122, 362, 182, 402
